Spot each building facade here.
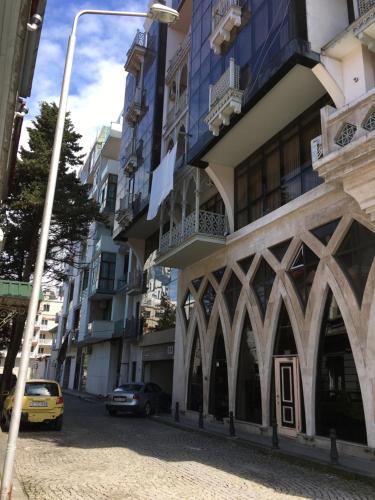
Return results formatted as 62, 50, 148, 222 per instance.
31, 288, 62, 379
115, 0, 375, 459
56, 0, 375, 460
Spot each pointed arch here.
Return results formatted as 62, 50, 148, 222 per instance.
208, 319, 229, 419
315, 288, 367, 444
187, 327, 204, 412
235, 310, 262, 424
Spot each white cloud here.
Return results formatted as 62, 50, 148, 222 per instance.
19, 0, 148, 160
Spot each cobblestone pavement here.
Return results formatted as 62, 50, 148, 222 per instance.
11, 396, 375, 499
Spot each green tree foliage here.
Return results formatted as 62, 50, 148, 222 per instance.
156, 292, 176, 331
0, 102, 100, 392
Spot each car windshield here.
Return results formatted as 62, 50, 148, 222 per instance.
25, 382, 59, 397
115, 384, 142, 392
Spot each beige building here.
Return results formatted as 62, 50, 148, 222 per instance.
30, 289, 62, 379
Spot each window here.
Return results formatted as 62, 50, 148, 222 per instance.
251, 258, 276, 318
316, 290, 366, 444
201, 193, 225, 215
234, 99, 325, 229
288, 244, 320, 310
224, 272, 242, 324
98, 253, 116, 292
236, 315, 261, 424
43, 304, 50, 312
101, 174, 118, 211
40, 334, 46, 339
187, 330, 203, 411
38, 347, 44, 354
334, 221, 375, 306
183, 291, 195, 324
41, 319, 48, 326
201, 282, 216, 321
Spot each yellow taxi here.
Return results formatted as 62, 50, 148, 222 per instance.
2, 379, 64, 431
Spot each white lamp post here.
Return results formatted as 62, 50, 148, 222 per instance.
0, 4, 178, 498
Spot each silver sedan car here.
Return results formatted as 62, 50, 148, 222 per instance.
106, 382, 170, 417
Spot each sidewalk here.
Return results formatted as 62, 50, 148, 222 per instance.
0, 431, 28, 499
152, 412, 375, 482
62, 388, 105, 404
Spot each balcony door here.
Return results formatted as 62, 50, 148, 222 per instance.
274, 356, 301, 437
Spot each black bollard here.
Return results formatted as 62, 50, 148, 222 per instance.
174, 401, 180, 422
272, 420, 279, 449
198, 406, 204, 429
330, 428, 339, 464
229, 411, 235, 437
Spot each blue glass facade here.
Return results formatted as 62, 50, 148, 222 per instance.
119, 23, 167, 219
187, 0, 316, 164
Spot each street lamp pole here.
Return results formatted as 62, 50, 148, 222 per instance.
0, 5, 178, 498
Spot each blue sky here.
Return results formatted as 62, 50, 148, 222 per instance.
21, 0, 148, 155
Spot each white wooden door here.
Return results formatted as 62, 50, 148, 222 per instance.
274, 356, 301, 437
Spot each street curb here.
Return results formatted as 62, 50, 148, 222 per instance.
62, 390, 104, 404
151, 416, 375, 486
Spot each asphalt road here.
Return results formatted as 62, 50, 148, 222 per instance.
10, 395, 375, 499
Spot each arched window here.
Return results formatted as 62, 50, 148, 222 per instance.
187, 330, 203, 411
176, 125, 186, 161
316, 290, 366, 444
236, 314, 261, 423
209, 322, 229, 420
167, 138, 174, 152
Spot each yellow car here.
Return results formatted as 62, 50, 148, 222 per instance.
2, 379, 64, 431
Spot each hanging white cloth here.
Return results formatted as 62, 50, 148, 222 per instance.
147, 144, 177, 220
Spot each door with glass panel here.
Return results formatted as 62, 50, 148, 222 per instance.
274, 356, 301, 437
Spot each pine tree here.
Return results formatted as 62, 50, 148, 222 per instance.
0, 102, 100, 393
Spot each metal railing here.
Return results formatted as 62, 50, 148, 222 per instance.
126, 270, 143, 294
358, 0, 375, 16
209, 58, 240, 109
127, 30, 147, 57
159, 210, 227, 253
116, 276, 128, 291
212, 0, 240, 30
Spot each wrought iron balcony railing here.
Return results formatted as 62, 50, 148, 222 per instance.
205, 58, 243, 136
164, 91, 188, 132
159, 210, 227, 254
124, 30, 147, 75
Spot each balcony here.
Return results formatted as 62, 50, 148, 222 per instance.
124, 30, 147, 75
210, 0, 242, 55
115, 194, 137, 230
205, 58, 243, 136
124, 317, 141, 341
86, 320, 115, 342
156, 210, 227, 269
38, 338, 53, 346
358, 0, 375, 16
126, 270, 143, 296
312, 89, 375, 221
123, 137, 138, 176
116, 275, 128, 293
166, 33, 191, 85
125, 87, 146, 127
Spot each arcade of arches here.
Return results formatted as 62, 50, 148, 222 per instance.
177, 209, 375, 449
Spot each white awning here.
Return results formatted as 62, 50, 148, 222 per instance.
147, 145, 177, 221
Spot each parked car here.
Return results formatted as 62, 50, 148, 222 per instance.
106, 382, 171, 417
1, 379, 64, 431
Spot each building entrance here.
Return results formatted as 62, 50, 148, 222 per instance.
274, 356, 301, 437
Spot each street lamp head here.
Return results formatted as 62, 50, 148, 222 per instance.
148, 3, 179, 24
